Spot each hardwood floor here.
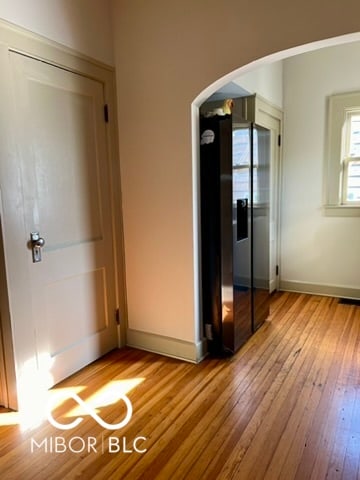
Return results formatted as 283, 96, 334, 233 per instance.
0, 292, 359, 479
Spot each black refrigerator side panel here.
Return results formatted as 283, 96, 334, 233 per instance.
200, 115, 233, 354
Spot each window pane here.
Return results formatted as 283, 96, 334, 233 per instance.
232, 128, 258, 202
233, 128, 258, 166
349, 115, 360, 157
233, 129, 250, 166
233, 169, 249, 199
347, 187, 360, 201
346, 161, 360, 202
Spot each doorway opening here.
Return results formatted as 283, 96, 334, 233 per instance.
192, 32, 360, 349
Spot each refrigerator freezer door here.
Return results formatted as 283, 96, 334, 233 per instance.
200, 115, 234, 354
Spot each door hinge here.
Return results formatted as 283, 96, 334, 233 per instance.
115, 308, 120, 325
104, 104, 109, 123
276, 265, 279, 276
278, 134, 281, 147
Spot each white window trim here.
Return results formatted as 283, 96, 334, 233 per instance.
324, 92, 360, 216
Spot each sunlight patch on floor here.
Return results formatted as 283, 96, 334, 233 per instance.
0, 377, 145, 430
65, 378, 146, 417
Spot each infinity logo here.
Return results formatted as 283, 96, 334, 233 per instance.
47, 392, 133, 431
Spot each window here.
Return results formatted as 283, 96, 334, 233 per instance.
232, 127, 259, 204
325, 92, 360, 215
342, 112, 360, 203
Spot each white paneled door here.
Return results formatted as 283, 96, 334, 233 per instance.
9, 51, 118, 387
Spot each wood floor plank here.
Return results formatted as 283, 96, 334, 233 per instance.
184, 297, 329, 480
0, 292, 359, 480
266, 299, 349, 480
151, 296, 321, 478
213, 297, 334, 480
293, 303, 360, 480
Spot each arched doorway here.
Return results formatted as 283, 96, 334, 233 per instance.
192, 32, 360, 350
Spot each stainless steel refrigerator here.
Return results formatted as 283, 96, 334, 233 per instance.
200, 98, 270, 355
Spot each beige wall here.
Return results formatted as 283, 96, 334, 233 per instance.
112, 0, 360, 347
234, 62, 284, 109
0, 0, 114, 64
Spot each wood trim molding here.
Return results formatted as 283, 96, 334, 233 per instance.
0, 18, 114, 72
280, 280, 360, 299
126, 329, 208, 364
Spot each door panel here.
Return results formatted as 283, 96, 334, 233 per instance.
44, 269, 107, 353
9, 51, 117, 386
28, 81, 103, 247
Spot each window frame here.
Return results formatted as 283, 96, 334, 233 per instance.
341, 110, 360, 205
324, 92, 360, 216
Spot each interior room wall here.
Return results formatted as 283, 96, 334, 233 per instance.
233, 62, 284, 108
280, 41, 360, 295
0, 0, 114, 65
111, 0, 360, 353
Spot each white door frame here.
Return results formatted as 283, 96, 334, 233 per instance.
253, 95, 283, 293
0, 20, 126, 410
0, 207, 17, 408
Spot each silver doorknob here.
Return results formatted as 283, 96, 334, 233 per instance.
30, 232, 46, 263
32, 236, 45, 248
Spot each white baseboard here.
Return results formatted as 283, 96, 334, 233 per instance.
126, 329, 208, 363
280, 280, 360, 299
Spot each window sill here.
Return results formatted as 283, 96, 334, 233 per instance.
323, 205, 360, 217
